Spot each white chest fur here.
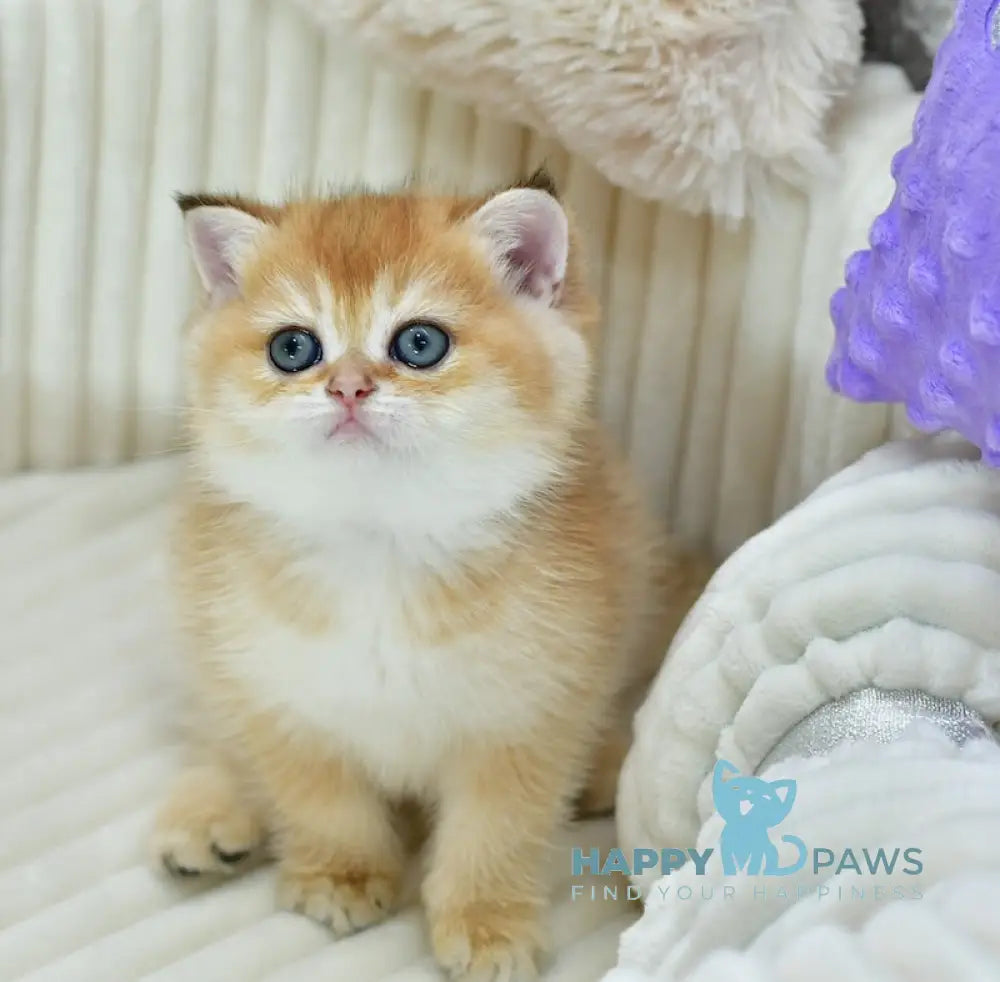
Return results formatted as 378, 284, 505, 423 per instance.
216, 532, 547, 795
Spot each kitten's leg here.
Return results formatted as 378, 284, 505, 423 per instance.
152, 759, 262, 876
424, 739, 581, 982
264, 746, 403, 936
573, 543, 716, 820
575, 672, 654, 818
575, 722, 629, 818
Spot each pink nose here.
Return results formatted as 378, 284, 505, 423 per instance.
327, 369, 375, 407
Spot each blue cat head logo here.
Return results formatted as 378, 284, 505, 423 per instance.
712, 760, 807, 876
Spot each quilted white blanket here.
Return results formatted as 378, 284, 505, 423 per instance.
611, 730, 1000, 982
613, 436, 1000, 980
0, 460, 633, 982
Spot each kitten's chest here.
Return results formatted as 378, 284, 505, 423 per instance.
221, 543, 531, 787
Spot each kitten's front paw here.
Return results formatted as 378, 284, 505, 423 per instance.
277, 863, 398, 936
430, 902, 544, 982
152, 765, 262, 877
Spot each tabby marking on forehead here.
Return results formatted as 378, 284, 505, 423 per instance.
275, 275, 315, 324
314, 274, 337, 336
361, 273, 458, 363
249, 279, 314, 330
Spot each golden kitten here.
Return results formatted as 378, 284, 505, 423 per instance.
153, 172, 709, 981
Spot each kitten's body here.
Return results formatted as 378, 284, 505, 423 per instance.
179, 434, 659, 793
156, 178, 709, 981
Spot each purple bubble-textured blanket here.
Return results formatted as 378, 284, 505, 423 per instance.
827, 0, 1000, 462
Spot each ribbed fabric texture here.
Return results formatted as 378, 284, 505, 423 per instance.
618, 432, 1000, 887
611, 735, 1000, 982
612, 435, 1000, 979
0, 0, 925, 557
0, 459, 636, 981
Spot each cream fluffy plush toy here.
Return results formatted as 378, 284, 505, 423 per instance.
292, 0, 864, 219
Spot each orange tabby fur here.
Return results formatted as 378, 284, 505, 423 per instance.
154, 176, 710, 981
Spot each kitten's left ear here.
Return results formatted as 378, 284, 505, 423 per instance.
468, 188, 569, 306
176, 195, 272, 304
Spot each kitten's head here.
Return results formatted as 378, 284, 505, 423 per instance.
178, 174, 598, 538
713, 760, 796, 829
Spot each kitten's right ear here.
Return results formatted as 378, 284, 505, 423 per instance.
176, 195, 271, 304
467, 187, 569, 306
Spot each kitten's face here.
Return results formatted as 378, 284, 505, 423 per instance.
180, 185, 597, 537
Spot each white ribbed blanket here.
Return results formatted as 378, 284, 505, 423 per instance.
610, 730, 1000, 982
612, 436, 1000, 980
0, 460, 634, 982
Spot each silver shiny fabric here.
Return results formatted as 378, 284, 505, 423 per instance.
758, 687, 997, 772
993, 3, 1000, 49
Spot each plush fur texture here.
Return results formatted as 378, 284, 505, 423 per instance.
289, 0, 864, 219
153, 177, 710, 980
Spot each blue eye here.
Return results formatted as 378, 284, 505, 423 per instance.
269, 328, 322, 374
389, 322, 450, 369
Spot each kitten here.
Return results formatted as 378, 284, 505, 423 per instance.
153, 172, 711, 981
